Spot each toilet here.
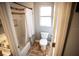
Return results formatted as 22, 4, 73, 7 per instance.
39, 32, 49, 51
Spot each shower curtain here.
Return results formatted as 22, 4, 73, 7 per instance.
25, 8, 35, 44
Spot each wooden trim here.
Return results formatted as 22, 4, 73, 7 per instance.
61, 3, 76, 56
14, 2, 32, 10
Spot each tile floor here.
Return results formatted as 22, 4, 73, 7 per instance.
28, 41, 49, 56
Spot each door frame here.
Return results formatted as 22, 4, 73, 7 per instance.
52, 3, 72, 56
0, 3, 20, 56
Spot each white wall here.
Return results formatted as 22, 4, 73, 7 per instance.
34, 2, 54, 40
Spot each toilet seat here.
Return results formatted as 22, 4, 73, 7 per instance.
39, 39, 48, 46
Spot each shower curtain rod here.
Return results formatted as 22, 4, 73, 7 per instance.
13, 2, 32, 10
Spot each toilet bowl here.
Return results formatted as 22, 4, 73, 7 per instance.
40, 39, 47, 51
39, 32, 49, 51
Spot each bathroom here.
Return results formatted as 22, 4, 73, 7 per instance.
0, 2, 55, 56
10, 2, 54, 55
30, 2, 54, 55
0, 2, 72, 56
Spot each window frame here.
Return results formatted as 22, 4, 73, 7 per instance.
39, 6, 52, 27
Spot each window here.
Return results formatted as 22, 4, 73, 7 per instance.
40, 7, 52, 27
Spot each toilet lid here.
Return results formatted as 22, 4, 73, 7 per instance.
40, 39, 47, 46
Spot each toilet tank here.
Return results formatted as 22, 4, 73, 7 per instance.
41, 32, 49, 39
